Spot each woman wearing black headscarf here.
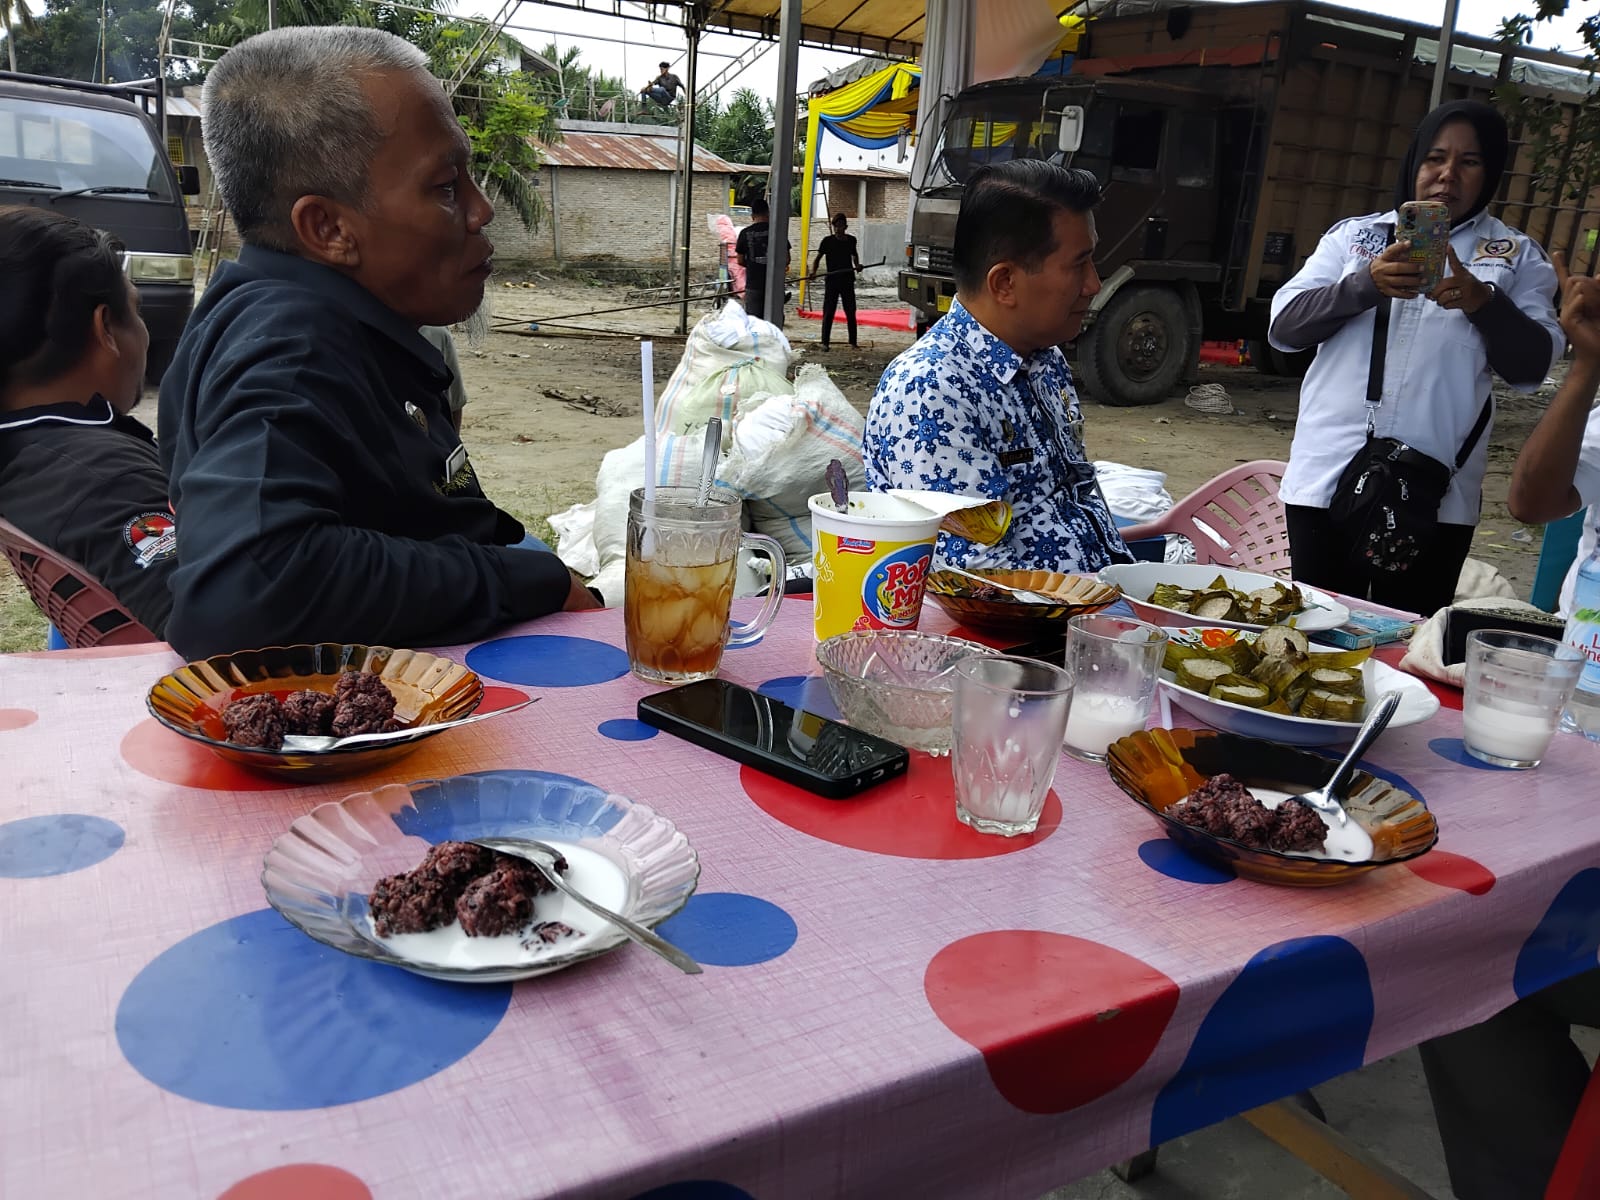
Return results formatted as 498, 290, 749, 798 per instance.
1267, 99, 1563, 615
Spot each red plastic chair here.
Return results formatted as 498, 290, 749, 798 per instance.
1546, 1060, 1600, 1200
1118, 460, 1291, 577
0, 516, 158, 648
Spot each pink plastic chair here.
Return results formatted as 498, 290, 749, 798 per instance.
1118, 460, 1291, 577
0, 516, 158, 649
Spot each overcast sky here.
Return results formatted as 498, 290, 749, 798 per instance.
454, 0, 1597, 169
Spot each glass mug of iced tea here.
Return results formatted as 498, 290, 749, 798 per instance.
625, 486, 786, 684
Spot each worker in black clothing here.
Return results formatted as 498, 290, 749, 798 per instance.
811, 212, 863, 349
736, 197, 791, 325
640, 62, 683, 108
160, 27, 598, 660
0, 206, 176, 638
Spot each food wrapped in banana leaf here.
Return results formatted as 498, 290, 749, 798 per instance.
1162, 642, 1212, 674
1250, 655, 1309, 699
1191, 590, 1245, 621
1149, 583, 1196, 611
1208, 673, 1271, 708
1256, 625, 1310, 660
1298, 688, 1365, 721
1177, 657, 1235, 693
1303, 666, 1361, 695
1205, 638, 1261, 674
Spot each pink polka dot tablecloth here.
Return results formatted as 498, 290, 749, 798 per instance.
2, 600, 1599, 1200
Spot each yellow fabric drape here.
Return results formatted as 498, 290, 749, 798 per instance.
799, 62, 920, 309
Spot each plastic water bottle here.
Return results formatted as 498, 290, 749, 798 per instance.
1560, 542, 1600, 740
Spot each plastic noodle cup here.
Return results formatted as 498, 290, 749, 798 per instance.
809, 492, 945, 641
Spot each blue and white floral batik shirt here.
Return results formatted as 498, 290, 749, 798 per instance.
864, 297, 1129, 572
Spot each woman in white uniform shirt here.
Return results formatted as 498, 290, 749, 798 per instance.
1269, 100, 1563, 614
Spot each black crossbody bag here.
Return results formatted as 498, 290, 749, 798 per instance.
1326, 284, 1492, 576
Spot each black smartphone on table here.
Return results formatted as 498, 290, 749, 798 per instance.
637, 679, 910, 799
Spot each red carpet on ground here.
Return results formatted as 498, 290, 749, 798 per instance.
796, 306, 917, 331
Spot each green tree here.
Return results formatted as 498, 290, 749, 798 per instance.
458, 70, 549, 234
1, 0, 36, 73
699, 87, 775, 165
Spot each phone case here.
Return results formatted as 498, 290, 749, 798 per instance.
1398, 200, 1452, 292
637, 684, 910, 799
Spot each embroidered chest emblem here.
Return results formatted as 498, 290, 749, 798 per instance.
1473, 237, 1518, 265
1001, 417, 1016, 441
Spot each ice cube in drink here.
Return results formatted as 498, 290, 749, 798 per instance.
624, 546, 736, 683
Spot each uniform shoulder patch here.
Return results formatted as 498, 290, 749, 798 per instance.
1474, 237, 1519, 264
123, 512, 176, 569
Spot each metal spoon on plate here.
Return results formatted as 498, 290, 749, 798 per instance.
938, 562, 1060, 605
1282, 689, 1402, 827
469, 835, 702, 974
280, 697, 539, 751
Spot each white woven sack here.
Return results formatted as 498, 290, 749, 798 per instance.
720, 364, 866, 560
655, 300, 793, 437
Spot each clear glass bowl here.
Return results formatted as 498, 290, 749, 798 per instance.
816, 630, 995, 756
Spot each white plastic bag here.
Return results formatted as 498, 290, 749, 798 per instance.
720, 364, 866, 560
656, 300, 794, 437
1093, 460, 1174, 522
547, 500, 598, 578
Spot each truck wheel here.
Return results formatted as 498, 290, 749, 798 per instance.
1249, 339, 1317, 378
1078, 286, 1191, 407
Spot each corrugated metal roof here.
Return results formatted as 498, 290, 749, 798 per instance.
539, 129, 741, 174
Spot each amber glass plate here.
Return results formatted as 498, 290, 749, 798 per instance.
925, 569, 1121, 633
147, 644, 483, 782
1106, 727, 1438, 887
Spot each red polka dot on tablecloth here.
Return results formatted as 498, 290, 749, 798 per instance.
1406, 850, 1496, 895
925, 931, 1179, 1114
217, 1164, 371, 1200
477, 685, 532, 713
120, 718, 297, 791
742, 752, 1060, 859
0, 708, 39, 731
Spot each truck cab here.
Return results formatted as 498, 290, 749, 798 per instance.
0, 72, 200, 383
900, 77, 1228, 407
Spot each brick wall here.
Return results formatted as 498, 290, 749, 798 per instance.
491, 168, 732, 268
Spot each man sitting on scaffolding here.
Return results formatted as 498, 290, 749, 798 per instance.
640, 62, 684, 109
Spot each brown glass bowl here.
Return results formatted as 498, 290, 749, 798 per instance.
146, 644, 483, 782
924, 569, 1121, 634
1106, 727, 1439, 887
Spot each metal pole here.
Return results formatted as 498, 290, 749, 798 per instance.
676, 13, 702, 335
266, 0, 276, 31
1429, 0, 1461, 111
764, 0, 801, 329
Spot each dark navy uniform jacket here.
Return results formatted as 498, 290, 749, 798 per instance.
0, 397, 175, 636
158, 246, 569, 659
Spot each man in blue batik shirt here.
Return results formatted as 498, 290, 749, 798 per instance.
865, 160, 1129, 573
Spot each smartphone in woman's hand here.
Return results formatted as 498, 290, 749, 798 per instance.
1398, 200, 1453, 292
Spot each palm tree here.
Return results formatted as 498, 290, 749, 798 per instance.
1, 0, 36, 73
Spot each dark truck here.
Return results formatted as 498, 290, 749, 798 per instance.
899, 0, 1600, 406
0, 71, 200, 382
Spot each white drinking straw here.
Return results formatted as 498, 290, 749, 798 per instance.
640, 340, 658, 557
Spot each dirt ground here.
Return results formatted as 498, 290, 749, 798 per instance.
0, 271, 1562, 651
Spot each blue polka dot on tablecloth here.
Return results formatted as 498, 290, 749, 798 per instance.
1310, 749, 1426, 803
466, 635, 629, 687
756, 675, 842, 722
390, 770, 624, 843
655, 893, 798, 967
116, 908, 509, 1110
1151, 935, 1373, 1144
599, 718, 659, 742
1137, 838, 1237, 885
1428, 737, 1519, 771
0, 814, 124, 878
1513, 868, 1600, 1000
627, 1183, 756, 1200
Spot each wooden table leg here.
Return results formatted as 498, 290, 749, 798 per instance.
1242, 1099, 1438, 1199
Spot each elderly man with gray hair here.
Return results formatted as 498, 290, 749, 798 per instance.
157, 26, 597, 660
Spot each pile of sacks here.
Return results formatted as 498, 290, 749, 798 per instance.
550, 301, 867, 606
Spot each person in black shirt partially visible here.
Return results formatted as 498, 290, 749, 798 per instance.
160, 27, 597, 660
735, 197, 791, 325
0, 206, 177, 639
811, 212, 863, 349
640, 62, 683, 108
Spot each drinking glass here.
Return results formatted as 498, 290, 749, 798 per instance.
951, 655, 1074, 836
625, 487, 785, 684
1461, 630, 1584, 768
1061, 614, 1169, 762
